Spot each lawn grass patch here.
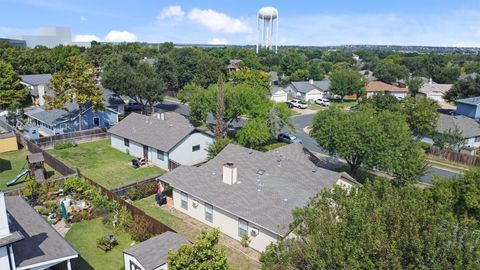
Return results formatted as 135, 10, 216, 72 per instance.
65, 218, 134, 270
48, 139, 166, 189
0, 149, 59, 190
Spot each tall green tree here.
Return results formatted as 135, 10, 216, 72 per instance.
280, 50, 307, 76
329, 68, 366, 101
261, 179, 480, 269
400, 97, 439, 136
102, 53, 166, 114
0, 60, 28, 109
214, 76, 226, 138
310, 107, 425, 183
231, 69, 271, 95
46, 56, 104, 130
49, 45, 81, 72
445, 76, 480, 101
168, 229, 228, 270
193, 56, 226, 88
406, 76, 424, 96
154, 54, 178, 89
374, 60, 409, 83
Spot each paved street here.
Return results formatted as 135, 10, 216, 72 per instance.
157, 101, 461, 184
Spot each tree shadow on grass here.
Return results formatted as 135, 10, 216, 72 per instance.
0, 158, 12, 173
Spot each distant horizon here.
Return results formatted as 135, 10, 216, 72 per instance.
1, 0, 480, 47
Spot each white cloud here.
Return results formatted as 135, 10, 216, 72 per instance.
187, 8, 251, 33
104, 30, 138, 42
73, 34, 101, 42
208, 38, 228, 45
157, 5, 184, 21
80, 16, 87, 22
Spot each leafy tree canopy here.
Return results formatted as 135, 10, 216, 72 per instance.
374, 60, 409, 83
329, 68, 366, 101
0, 60, 28, 109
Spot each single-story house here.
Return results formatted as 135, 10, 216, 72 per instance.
123, 231, 189, 270
459, 72, 479, 81
227, 59, 241, 72
0, 127, 17, 153
159, 143, 360, 252
432, 113, 480, 149
417, 79, 452, 103
0, 193, 78, 270
365, 81, 409, 99
24, 101, 119, 136
20, 74, 52, 106
109, 112, 214, 171
270, 86, 288, 103
359, 70, 377, 82
456, 96, 480, 120
286, 79, 330, 101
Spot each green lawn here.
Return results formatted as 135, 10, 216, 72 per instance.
48, 139, 166, 189
65, 218, 134, 270
0, 149, 60, 190
331, 99, 358, 108
133, 196, 261, 270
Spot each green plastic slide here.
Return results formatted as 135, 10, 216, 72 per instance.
6, 169, 29, 186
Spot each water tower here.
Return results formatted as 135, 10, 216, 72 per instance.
256, 7, 279, 54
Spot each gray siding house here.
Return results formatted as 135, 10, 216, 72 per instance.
109, 112, 214, 171
160, 143, 359, 252
286, 80, 330, 101
20, 74, 52, 106
456, 97, 480, 120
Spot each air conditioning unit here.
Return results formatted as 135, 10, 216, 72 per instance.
192, 200, 199, 208
250, 228, 259, 237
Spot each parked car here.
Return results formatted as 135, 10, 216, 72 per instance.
125, 101, 142, 111
314, 98, 330, 106
278, 132, 302, 144
287, 99, 308, 109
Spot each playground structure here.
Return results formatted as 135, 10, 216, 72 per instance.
6, 152, 47, 186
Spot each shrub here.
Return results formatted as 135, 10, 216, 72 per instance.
54, 141, 78, 150
71, 210, 90, 223
418, 141, 431, 153
117, 207, 132, 231
127, 187, 141, 201
128, 215, 153, 242
128, 182, 158, 200
241, 235, 251, 247
63, 177, 90, 193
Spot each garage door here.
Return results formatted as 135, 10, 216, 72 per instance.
271, 92, 287, 102
305, 92, 322, 101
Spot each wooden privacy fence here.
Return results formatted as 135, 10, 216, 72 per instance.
32, 128, 109, 149
429, 147, 480, 166
110, 175, 160, 197
81, 174, 174, 235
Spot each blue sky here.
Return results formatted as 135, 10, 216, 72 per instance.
1, 0, 480, 46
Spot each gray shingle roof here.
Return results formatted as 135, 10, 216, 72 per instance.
437, 113, 480, 138
20, 74, 52, 86
6, 196, 78, 268
459, 72, 479, 81
419, 82, 452, 96
108, 112, 195, 152
269, 71, 279, 82
271, 85, 287, 95
99, 85, 125, 106
160, 143, 357, 236
124, 231, 189, 270
290, 80, 330, 93
24, 103, 80, 126
456, 96, 480, 106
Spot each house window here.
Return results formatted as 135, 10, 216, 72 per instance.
205, 203, 213, 222
238, 218, 248, 237
157, 149, 165, 161
124, 138, 129, 147
93, 116, 100, 127
129, 261, 141, 270
181, 192, 188, 210
192, 145, 200, 152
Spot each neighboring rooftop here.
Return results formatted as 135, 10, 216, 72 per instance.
366, 81, 408, 92
459, 72, 479, 81
108, 112, 196, 152
160, 143, 357, 236
124, 231, 189, 270
290, 80, 330, 93
6, 196, 78, 268
419, 81, 452, 96
268, 71, 279, 82
437, 113, 480, 138
271, 85, 286, 95
24, 103, 79, 126
456, 96, 480, 106
20, 74, 52, 86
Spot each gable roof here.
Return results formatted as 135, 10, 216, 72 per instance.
124, 231, 189, 269
160, 143, 358, 236
108, 112, 196, 152
268, 71, 279, 82
419, 82, 452, 96
456, 96, 480, 106
290, 80, 330, 93
20, 74, 52, 86
6, 196, 78, 268
271, 85, 287, 95
366, 81, 408, 92
437, 113, 480, 138
24, 102, 80, 126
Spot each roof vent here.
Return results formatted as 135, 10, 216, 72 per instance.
309, 79, 314, 85
256, 169, 265, 175
223, 162, 237, 185
277, 159, 282, 167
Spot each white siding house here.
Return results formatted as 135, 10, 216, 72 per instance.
270, 86, 288, 103
109, 112, 214, 171
286, 80, 330, 101
160, 143, 360, 252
